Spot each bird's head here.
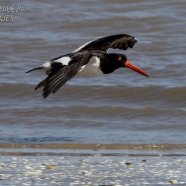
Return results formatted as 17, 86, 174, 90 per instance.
113, 54, 149, 77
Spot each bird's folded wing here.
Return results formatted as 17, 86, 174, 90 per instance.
75, 34, 137, 52
37, 53, 91, 98
42, 63, 78, 98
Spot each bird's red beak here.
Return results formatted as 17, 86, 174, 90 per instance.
125, 60, 149, 77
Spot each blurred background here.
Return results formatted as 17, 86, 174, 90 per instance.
0, 0, 186, 144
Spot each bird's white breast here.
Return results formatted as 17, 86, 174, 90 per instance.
78, 56, 102, 76
91, 56, 100, 67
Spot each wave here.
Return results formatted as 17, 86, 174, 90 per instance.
0, 83, 185, 104
0, 136, 74, 143
1, 103, 185, 121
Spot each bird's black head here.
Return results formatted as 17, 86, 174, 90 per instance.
105, 53, 149, 77
101, 53, 127, 74
109, 53, 127, 68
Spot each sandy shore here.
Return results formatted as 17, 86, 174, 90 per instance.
0, 143, 186, 185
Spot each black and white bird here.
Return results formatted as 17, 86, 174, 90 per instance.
26, 34, 149, 98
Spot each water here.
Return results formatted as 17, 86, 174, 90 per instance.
0, 0, 186, 144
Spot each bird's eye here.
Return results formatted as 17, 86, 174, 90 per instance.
117, 56, 122, 61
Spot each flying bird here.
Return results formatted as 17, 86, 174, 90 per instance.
26, 34, 149, 98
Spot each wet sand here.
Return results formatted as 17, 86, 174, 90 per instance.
0, 143, 186, 185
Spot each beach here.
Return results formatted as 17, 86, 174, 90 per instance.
0, 144, 186, 185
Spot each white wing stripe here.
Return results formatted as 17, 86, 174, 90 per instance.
41, 61, 51, 72
53, 56, 71, 65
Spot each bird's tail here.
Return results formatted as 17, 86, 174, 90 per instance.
26, 67, 43, 73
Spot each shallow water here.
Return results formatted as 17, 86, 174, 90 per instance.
0, 0, 186, 144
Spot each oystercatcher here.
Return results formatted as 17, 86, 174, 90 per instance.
26, 34, 149, 98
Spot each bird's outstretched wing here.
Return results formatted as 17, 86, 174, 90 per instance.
36, 52, 91, 98
74, 34, 137, 53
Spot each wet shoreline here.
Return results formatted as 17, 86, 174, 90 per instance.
1, 143, 186, 157
1, 143, 186, 150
